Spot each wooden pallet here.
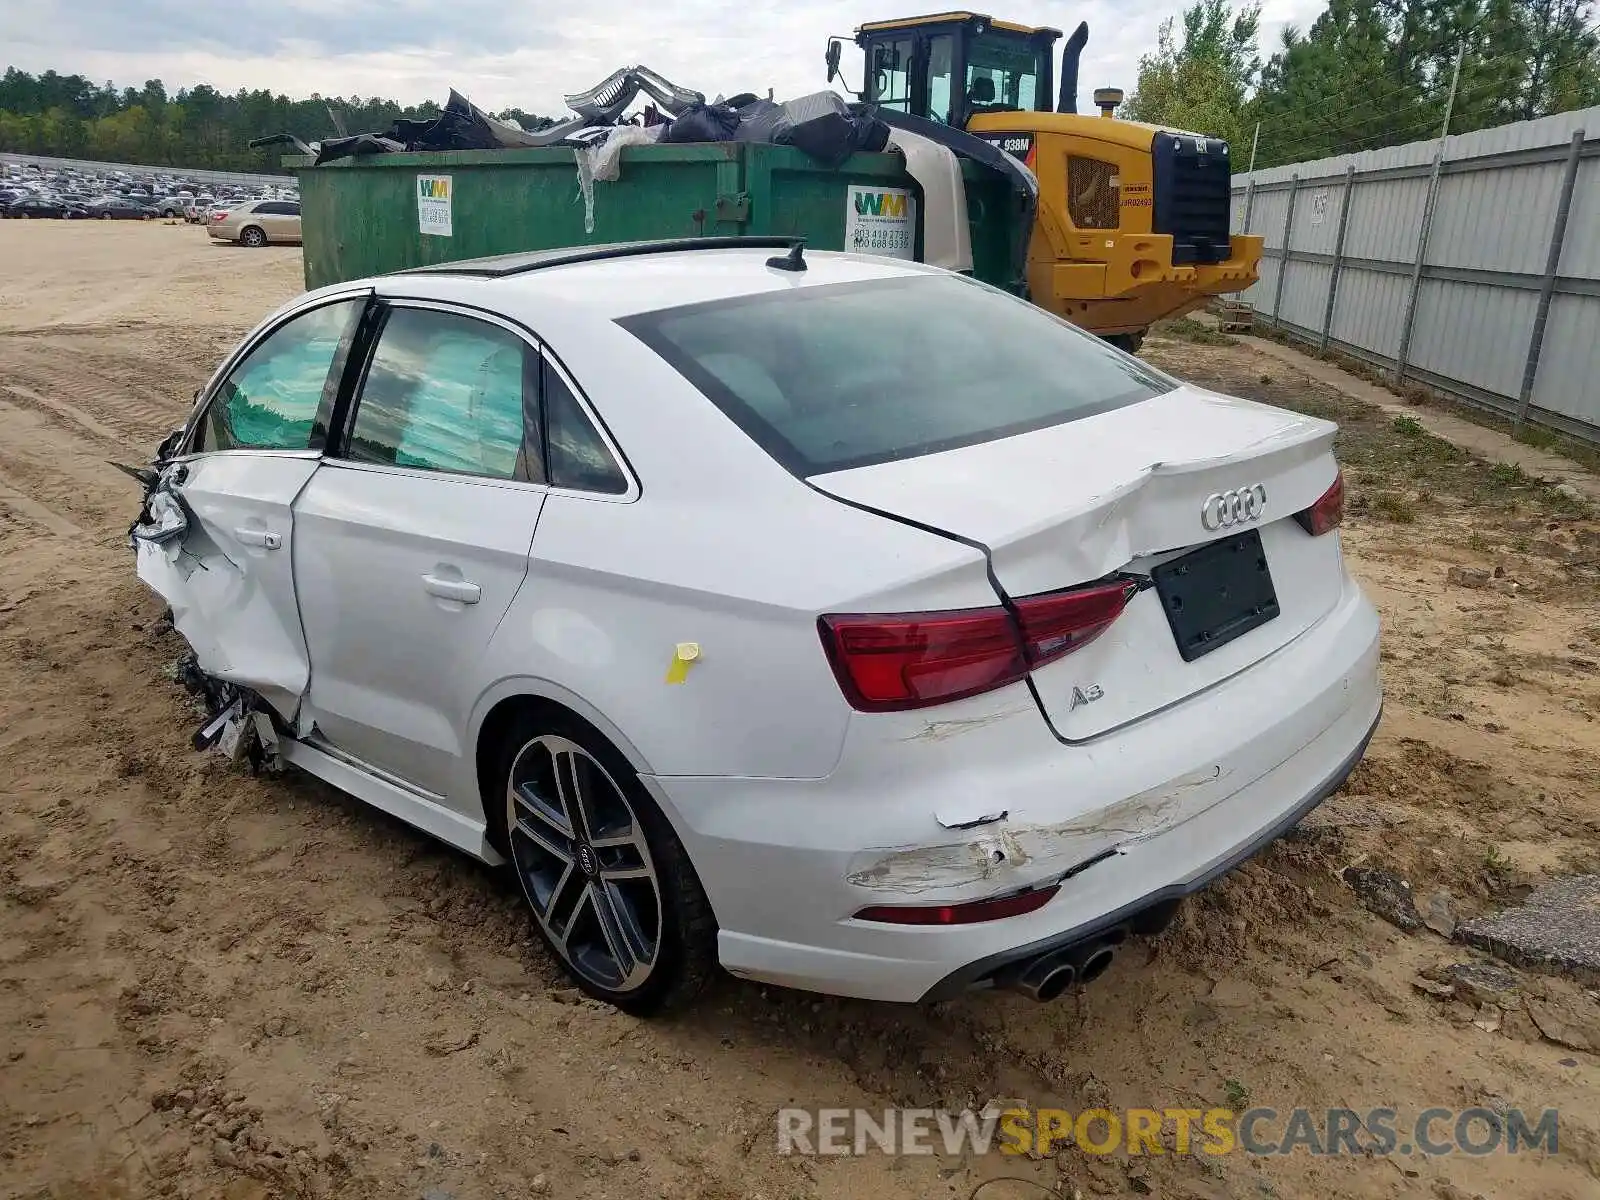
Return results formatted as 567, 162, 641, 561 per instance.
1211, 298, 1254, 333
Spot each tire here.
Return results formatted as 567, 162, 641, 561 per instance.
100, 212, 112, 220
1103, 331, 1146, 355
490, 708, 717, 1016
239, 226, 267, 248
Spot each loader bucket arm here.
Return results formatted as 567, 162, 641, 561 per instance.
873, 108, 1039, 298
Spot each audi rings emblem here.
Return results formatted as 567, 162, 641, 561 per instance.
1201, 484, 1268, 530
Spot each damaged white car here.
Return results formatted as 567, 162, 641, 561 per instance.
131, 238, 1380, 1014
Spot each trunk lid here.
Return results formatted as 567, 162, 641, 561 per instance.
811, 385, 1346, 739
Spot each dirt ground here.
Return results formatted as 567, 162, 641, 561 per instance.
2, 222, 1598, 1200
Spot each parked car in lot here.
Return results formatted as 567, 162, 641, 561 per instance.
129, 239, 1380, 1015
3, 196, 86, 219
156, 195, 190, 218
207, 199, 300, 246
85, 196, 157, 220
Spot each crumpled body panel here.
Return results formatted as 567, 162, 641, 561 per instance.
134, 456, 319, 721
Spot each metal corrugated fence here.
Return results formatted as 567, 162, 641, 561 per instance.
1232, 106, 1600, 444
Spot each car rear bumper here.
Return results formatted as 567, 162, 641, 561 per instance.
920, 704, 1377, 998
646, 572, 1381, 1003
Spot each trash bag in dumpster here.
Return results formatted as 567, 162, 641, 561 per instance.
307, 89, 566, 164
782, 92, 890, 168
311, 133, 404, 165
731, 98, 788, 144
660, 102, 742, 144
397, 89, 521, 151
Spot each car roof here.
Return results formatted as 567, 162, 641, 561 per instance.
380, 242, 941, 321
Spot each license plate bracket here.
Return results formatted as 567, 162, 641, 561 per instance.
1152, 529, 1279, 662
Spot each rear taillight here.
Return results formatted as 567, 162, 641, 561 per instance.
854, 884, 1060, 925
1013, 580, 1138, 667
819, 607, 1026, 712
1295, 471, 1344, 535
819, 579, 1137, 712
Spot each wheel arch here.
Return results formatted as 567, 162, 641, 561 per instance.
468, 678, 660, 850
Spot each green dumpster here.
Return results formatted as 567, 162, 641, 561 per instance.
289, 142, 1020, 293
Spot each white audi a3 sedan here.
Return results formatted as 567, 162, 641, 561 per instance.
131, 238, 1380, 1015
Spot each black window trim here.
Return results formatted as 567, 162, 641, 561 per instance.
325, 296, 639, 500
177, 288, 373, 459
617, 274, 1173, 478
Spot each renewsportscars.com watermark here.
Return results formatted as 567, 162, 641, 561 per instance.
776, 1106, 1559, 1158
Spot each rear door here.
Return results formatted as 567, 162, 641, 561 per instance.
256, 201, 292, 241
135, 294, 367, 719
293, 301, 547, 798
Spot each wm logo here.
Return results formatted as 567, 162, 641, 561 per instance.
854, 191, 906, 218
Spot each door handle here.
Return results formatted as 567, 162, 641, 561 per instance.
422, 574, 481, 604
234, 527, 282, 550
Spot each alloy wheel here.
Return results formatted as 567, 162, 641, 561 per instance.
506, 735, 662, 993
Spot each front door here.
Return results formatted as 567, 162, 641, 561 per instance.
293, 302, 546, 799
136, 296, 366, 719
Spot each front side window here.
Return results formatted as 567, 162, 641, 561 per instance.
869, 38, 914, 112
623, 275, 1170, 476
198, 299, 360, 452
346, 306, 533, 481
927, 35, 955, 124
966, 35, 1043, 111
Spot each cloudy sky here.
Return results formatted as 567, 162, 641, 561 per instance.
6, 0, 1325, 117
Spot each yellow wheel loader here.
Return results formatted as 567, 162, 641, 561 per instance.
828, 12, 1263, 349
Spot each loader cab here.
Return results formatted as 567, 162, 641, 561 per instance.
845, 12, 1061, 128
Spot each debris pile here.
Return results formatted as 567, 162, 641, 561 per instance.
252, 70, 892, 172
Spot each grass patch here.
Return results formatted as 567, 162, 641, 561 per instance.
1368, 492, 1418, 523
1140, 340, 1595, 531
1154, 317, 1237, 346
1514, 421, 1600, 475
1247, 320, 1600, 476
1490, 461, 1530, 487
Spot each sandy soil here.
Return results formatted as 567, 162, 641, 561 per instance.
2, 222, 1597, 1200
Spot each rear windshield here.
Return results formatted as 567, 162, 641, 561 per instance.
620, 274, 1171, 475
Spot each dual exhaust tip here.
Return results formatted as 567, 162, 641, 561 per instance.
999, 933, 1122, 1002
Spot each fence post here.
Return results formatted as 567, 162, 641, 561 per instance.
1272, 174, 1300, 327
1320, 165, 1357, 353
1241, 178, 1257, 234
1514, 128, 1585, 434
1395, 149, 1446, 385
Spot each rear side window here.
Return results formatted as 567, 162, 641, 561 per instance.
198, 299, 360, 452
621, 274, 1171, 475
544, 359, 628, 494
346, 307, 533, 480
